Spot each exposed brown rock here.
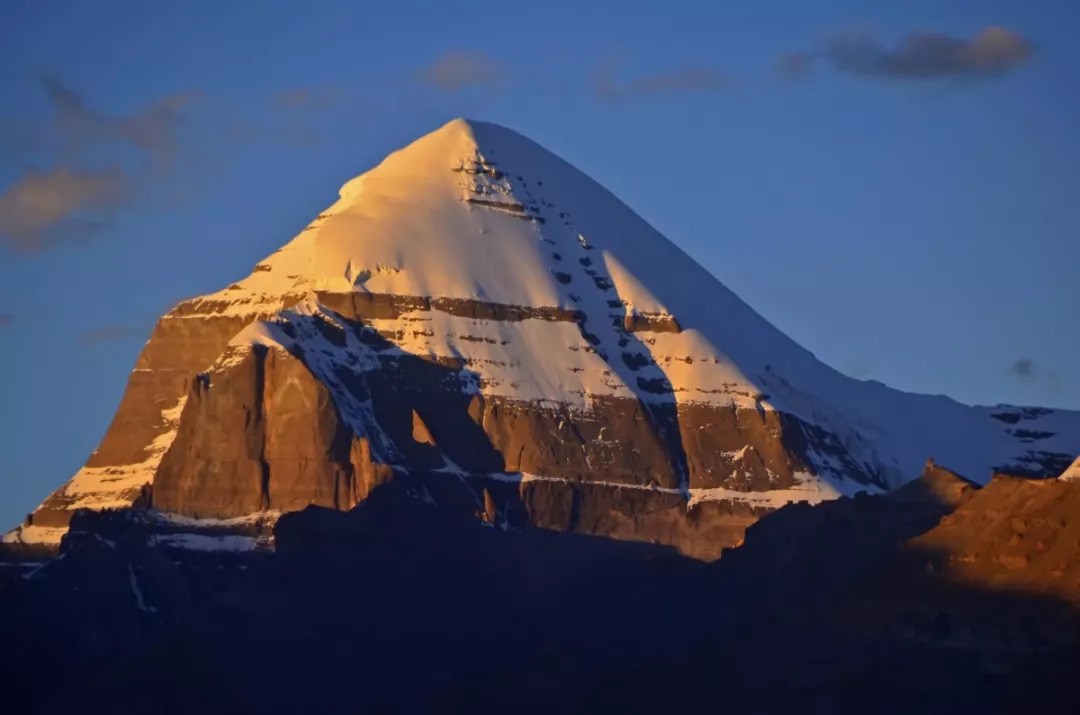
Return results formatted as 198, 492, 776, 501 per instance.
480, 488, 498, 525
349, 437, 394, 504
473, 478, 767, 560
411, 410, 436, 446
471, 396, 681, 487
623, 312, 681, 334
88, 304, 301, 468
154, 346, 382, 518
315, 291, 581, 324
898, 474, 1080, 604
26, 290, 880, 557
887, 458, 979, 509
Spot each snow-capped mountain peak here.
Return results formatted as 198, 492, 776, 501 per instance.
6, 119, 1078, 556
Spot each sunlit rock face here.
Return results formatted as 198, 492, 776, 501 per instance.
7, 119, 1079, 559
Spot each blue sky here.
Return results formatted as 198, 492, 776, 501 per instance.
1, 0, 1078, 526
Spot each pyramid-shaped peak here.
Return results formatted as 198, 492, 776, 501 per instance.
207, 116, 833, 411
419, 116, 507, 143
420, 117, 532, 154
246, 115, 715, 321
433, 116, 510, 143
1059, 456, 1080, 482
11, 114, 1080, 562
337, 118, 531, 200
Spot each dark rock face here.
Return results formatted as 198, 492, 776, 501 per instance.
28, 299, 305, 529
154, 344, 390, 518
623, 311, 681, 334
89, 310, 284, 469
460, 394, 682, 485
124, 300, 879, 558
467, 478, 768, 560
315, 290, 584, 324
28, 279, 1076, 559
141, 329, 782, 557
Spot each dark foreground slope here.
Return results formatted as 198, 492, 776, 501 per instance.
3, 465, 1079, 714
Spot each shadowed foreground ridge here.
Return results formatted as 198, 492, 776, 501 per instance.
3, 460, 1080, 714
2, 120, 1079, 713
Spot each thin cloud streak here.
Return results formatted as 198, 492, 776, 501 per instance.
781, 26, 1034, 83
272, 88, 339, 111
417, 51, 508, 92
77, 324, 149, 347
594, 65, 731, 100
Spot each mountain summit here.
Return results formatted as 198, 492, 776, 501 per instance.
6, 119, 1078, 558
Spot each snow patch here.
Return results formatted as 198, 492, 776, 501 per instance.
151, 510, 282, 528
30, 393, 189, 523
477, 471, 880, 509
127, 561, 156, 613
2, 524, 68, 546
148, 533, 262, 552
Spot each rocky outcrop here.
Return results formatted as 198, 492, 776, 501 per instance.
89, 308, 293, 469
887, 458, 979, 509
153, 344, 391, 519
20, 286, 1066, 559
514, 480, 767, 560
897, 473, 1080, 602
137, 304, 849, 558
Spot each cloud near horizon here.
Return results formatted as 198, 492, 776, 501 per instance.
417, 51, 508, 92
593, 65, 731, 99
76, 324, 149, 346
780, 26, 1034, 83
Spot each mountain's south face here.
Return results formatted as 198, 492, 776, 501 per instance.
6, 119, 1079, 559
